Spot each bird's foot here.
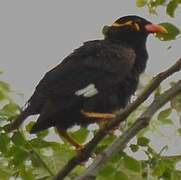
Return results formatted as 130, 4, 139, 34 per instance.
75, 144, 96, 158
99, 121, 121, 136
75, 144, 85, 156
75, 144, 96, 166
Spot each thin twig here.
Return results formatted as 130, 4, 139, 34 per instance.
75, 80, 181, 180
54, 58, 181, 180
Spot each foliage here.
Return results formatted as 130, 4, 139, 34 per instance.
0, 73, 181, 179
136, 0, 181, 17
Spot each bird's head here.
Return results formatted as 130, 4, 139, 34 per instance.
103, 15, 167, 46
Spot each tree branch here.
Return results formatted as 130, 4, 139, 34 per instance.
75, 80, 181, 180
54, 58, 181, 180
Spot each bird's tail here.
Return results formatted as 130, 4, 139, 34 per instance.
6, 108, 30, 132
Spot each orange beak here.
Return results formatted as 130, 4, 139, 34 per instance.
145, 24, 168, 33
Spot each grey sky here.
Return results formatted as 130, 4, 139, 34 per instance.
0, 0, 180, 101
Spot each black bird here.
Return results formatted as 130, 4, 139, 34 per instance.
8, 15, 167, 150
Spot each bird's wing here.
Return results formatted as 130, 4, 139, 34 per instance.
29, 40, 136, 131
35, 40, 135, 97
30, 40, 136, 111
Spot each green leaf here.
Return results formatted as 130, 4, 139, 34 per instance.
99, 164, 114, 177
113, 171, 129, 180
158, 108, 172, 120
0, 101, 20, 120
170, 94, 181, 112
102, 25, 109, 37
30, 138, 61, 151
69, 166, 85, 179
25, 121, 35, 132
0, 167, 12, 179
162, 170, 172, 179
159, 118, 173, 125
37, 129, 49, 139
30, 153, 44, 167
99, 134, 115, 146
171, 170, 181, 180
155, 0, 166, 6
30, 138, 52, 149
0, 91, 6, 101
32, 167, 51, 180
123, 155, 141, 172
154, 85, 162, 97
0, 80, 10, 93
11, 146, 29, 166
136, 0, 147, 7
150, 0, 166, 7
152, 160, 167, 177
137, 136, 150, 146
11, 131, 27, 147
95, 134, 116, 153
166, 0, 181, 17
177, 128, 181, 135
70, 128, 88, 143
110, 152, 124, 164
130, 144, 139, 152
20, 168, 35, 180
0, 133, 10, 153
38, 146, 74, 174
2, 101, 19, 113
155, 22, 180, 41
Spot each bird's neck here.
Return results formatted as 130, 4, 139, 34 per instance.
105, 34, 149, 74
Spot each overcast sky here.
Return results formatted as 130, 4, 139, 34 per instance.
0, 0, 180, 100
0, 0, 181, 161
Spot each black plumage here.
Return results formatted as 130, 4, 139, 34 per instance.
8, 16, 167, 143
